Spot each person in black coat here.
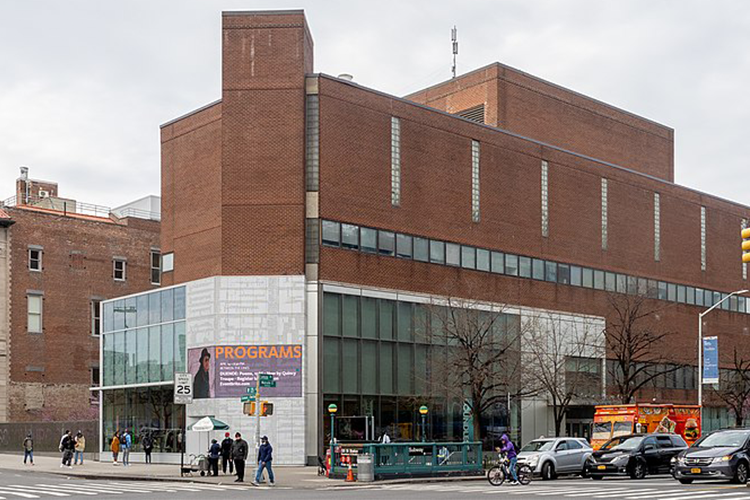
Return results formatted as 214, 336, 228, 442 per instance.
231, 433, 248, 482
207, 439, 221, 476
220, 432, 234, 474
252, 436, 275, 486
193, 348, 211, 399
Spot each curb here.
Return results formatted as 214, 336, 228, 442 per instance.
46, 470, 238, 485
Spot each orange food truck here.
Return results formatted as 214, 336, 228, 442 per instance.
591, 404, 701, 450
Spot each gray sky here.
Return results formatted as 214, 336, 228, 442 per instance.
1, 0, 749, 208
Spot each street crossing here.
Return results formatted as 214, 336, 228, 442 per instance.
321, 482, 750, 500
0, 481, 261, 499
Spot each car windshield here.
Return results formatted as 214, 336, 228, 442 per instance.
695, 431, 750, 448
602, 436, 643, 451
612, 421, 633, 437
520, 440, 554, 452
592, 422, 611, 441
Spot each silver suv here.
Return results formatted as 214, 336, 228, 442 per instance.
517, 437, 592, 480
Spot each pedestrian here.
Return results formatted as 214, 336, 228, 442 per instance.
220, 432, 234, 474
208, 439, 221, 477
380, 431, 391, 444
121, 429, 132, 466
231, 432, 248, 483
111, 431, 120, 465
500, 433, 519, 485
73, 431, 86, 465
22, 433, 33, 466
60, 430, 74, 468
142, 433, 153, 464
252, 436, 275, 487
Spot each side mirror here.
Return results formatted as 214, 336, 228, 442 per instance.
644, 444, 655, 452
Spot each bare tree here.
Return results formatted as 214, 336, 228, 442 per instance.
423, 296, 528, 442
605, 293, 683, 404
523, 313, 605, 437
711, 347, 750, 427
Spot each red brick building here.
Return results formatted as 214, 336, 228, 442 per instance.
149, 10, 750, 458
0, 170, 160, 423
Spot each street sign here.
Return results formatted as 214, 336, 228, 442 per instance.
246, 387, 257, 395
259, 374, 274, 382
174, 372, 193, 405
241, 395, 256, 402
260, 379, 276, 388
703, 336, 719, 384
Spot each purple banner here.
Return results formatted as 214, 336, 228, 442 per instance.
188, 345, 302, 399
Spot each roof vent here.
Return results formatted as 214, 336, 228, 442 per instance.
337, 73, 354, 81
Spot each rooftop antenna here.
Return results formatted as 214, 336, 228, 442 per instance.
451, 26, 459, 78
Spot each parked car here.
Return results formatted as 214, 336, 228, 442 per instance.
586, 433, 688, 479
516, 437, 592, 480
672, 428, 750, 484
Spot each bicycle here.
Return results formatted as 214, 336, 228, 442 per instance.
487, 453, 532, 486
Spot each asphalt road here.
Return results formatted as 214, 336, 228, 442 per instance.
0, 471, 750, 499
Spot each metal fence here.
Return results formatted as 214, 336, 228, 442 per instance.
2, 196, 160, 221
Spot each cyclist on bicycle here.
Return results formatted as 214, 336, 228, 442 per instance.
499, 433, 519, 485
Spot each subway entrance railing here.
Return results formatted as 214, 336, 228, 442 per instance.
330, 442, 483, 480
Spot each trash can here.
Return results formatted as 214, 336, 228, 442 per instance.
358, 453, 374, 482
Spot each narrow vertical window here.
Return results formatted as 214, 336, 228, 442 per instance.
471, 140, 480, 222
654, 193, 661, 262
113, 259, 127, 281
541, 160, 549, 237
601, 178, 608, 250
28, 248, 42, 271
27, 295, 42, 333
701, 206, 707, 271
305, 95, 320, 191
743, 219, 748, 280
391, 117, 401, 206
91, 300, 101, 336
150, 250, 161, 285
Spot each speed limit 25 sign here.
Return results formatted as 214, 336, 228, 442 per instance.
174, 372, 193, 404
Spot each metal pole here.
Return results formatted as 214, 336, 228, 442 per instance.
330, 413, 335, 472
698, 313, 703, 425
254, 376, 261, 465
421, 414, 426, 442
180, 405, 185, 477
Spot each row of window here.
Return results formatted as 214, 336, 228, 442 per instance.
27, 247, 162, 285
102, 287, 187, 334
320, 220, 750, 314
27, 296, 103, 336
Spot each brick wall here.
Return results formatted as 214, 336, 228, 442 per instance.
5, 208, 159, 422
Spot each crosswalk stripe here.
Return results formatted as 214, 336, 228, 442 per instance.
656, 493, 750, 500
589, 490, 662, 498
35, 484, 113, 495
625, 490, 704, 499
510, 486, 612, 495
96, 483, 180, 491
562, 488, 639, 497
0, 488, 39, 499
5, 486, 69, 497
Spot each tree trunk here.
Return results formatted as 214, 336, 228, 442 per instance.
473, 410, 482, 443
735, 410, 744, 428
554, 408, 565, 437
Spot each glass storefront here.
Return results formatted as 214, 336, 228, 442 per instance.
322, 292, 521, 448
100, 286, 187, 453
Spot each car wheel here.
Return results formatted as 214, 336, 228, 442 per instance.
630, 460, 646, 480
678, 478, 693, 485
733, 461, 749, 484
542, 462, 556, 480
580, 466, 588, 478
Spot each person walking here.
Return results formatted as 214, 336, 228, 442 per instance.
73, 431, 86, 465
60, 430, 74, 468
110, 431, 121, 465
220, 432, 234, 474
231, 432, 248, 483
121, 429, 132, 466
142, 433, 153, 464
252, 436, 275, 487
22, 434, 33, 466
208, 439, 221, 477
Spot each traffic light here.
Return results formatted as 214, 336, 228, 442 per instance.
743, 228, 750, 263
260, 401, 274, 417
243, 401, 256, 416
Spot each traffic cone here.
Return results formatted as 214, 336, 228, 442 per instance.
346, 461, 355, 482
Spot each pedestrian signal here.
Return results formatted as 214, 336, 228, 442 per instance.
260, 402, 274, 417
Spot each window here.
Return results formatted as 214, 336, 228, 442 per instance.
162, 252, 174, 273
601, 178, 608, 250
471, 140, 480, 222
677, 285, 686, 304
519, 256, 532, 278
91, 300, 101, 336
627, 276, 638, 295
322, 220, 340, 247
594, 270, 605, 290
695, 288, 705, 307
476, 249, 490, 272
582, 268, 594, 288
396, 234, 412, 259
414, 237, 429, 262
150, 250, 160, 285
532, 259, 544, 280
378, 231, 395, 256
341, 224, 359, 250
667, 283, 677, 302
446, 243, 460, 267
616, 274, 627, 293
541, 160, 549, 237
391, 117, 401, 206
28, 248, 42, 271
27, 295, 42, 333
505, 254, 519, 276
429, 240, 445, 264
461, 246, 475, 269
558, 264, 570, 285
605, 272, 616, 292
654, 193, 661, 262
491, 252, 505, 274
306, 95, 320, 191
686, 286, 696, 305
113, 259, 126, 281
91, 366, 100, 386
545, 261, 557, 283
701, 206, 707, 271
570, 266, 582, 286
360, 227, 377, 253
657, 282, 668, 300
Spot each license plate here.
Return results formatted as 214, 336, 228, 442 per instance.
597, 465, 606, 470
690, 468, 702, 474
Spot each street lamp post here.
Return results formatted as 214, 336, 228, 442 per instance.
328, 404, 338, 474
419, 406, 429, 442
698, 289, 748, 424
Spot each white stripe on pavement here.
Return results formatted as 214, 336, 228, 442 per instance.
5, 486, 69, 497
589, 490, 662, 499
625, 490, 702, 499
505, 486, 601, 495
562, 488, 641, 497
656, 492, 750, 500
0, 488, 39, 499
34, 484, 112, 495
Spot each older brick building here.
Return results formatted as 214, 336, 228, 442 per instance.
100, 9, 750, 465
1, 170, 160, 423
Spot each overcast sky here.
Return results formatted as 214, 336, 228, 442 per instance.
1, 0, 749, 208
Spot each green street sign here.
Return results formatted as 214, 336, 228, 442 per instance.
259, 374, 274, 382
241, 395, 256, 402
260, 380, 276, 388
246, 387, 257, 395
